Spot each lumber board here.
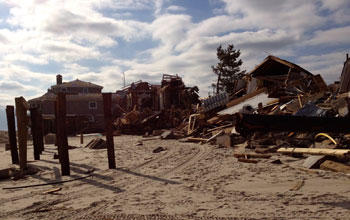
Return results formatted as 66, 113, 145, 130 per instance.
277, 148, 350, 157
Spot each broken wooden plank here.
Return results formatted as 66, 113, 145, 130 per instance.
234, 153, 272, 159
302, 155, 326, 169
42, 187, 62, 194
206, 130, 224, 143
277, 148, 350, 158
207, 124, 233, 132
226, 87, 267, 108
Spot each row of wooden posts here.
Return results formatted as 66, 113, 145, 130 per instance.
5, 93, 116, 176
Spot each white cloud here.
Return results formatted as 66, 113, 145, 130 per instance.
0, 0, 348, 102
305, 26, 350, 46
166, 5, 186, 12
222, 0, 326, 33
297, 51, 348, 82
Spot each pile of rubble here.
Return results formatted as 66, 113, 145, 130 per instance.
174, 55, 350, 173
113, 74, 199, 135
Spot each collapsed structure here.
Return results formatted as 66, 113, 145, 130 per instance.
3, 53, 350, 180
174, 54, 350, 172
114, 74, 200, 134
28, 74, 200, 135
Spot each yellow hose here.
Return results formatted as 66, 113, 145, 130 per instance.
315, 133, 337, 146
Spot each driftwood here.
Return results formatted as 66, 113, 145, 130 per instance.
277, 148, 350, 157
234, 153, 272, 159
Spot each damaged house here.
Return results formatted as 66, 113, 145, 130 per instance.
218, 55, 328, 115
28, 75, 118, 134
114, 74, 200, 134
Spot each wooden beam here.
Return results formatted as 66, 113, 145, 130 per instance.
56, 93, 70, 176
15, 97, 29, 173
30, 108, 40, 160
5, 105, 19, 164
37, 111, 44, 153
103, 93, 116, 169
226, 87, 267, 108
236, 113, 350, 135
277, 148, 350, 158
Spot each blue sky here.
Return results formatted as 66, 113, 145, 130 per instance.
0, 0, 349, 130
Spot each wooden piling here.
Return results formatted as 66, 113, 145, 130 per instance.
15, 97, 29, 173
5, 105, 19, 164
102, 93, 116, 169
30, 108, 40, 160
56, 93, 70, 176
37, 111, 44, 153
80, 132, 83, 144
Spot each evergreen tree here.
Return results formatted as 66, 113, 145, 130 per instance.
211, 44, 246, 94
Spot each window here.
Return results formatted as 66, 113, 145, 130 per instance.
88, 116, 94, 122
83, 88, 88, 93
89, 101, 97, 109
61, 87, 67, 92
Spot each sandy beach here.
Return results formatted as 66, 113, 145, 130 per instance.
0, 134, 349, 220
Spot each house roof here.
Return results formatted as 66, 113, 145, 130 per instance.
249, 55, 313, 77
51, 79, 103, 89
29, 93, 120, 102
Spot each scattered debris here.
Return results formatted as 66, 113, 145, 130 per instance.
85, 138, 107, 149
302, 156, 326, 169
42, 187, 62, 194
153, 147, 166, 153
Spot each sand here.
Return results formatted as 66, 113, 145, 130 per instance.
0, 134, 349, 220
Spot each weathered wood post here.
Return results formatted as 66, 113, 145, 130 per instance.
102, 93, 116, 169
80, 132, 83, 145
15, 97, 29, 173
56, 93, 70, 176
30, 108, 40, 160
6, 105, 19, 164
37, 111, 44, 153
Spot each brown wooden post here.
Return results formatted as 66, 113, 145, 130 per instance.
37, 111, 44, 153
30, 108, 40, 160
103, 93, 116, 169
15, 97, 29, 173
80, 132, 83, 144
56, 93, 70, 176
5, 105, 19, 164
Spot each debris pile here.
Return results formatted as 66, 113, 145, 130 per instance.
178, 55, 350, 173
113, 74, 199, 135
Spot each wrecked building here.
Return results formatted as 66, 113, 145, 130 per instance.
114, 74, 200, 134
28, 75, 118, 134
